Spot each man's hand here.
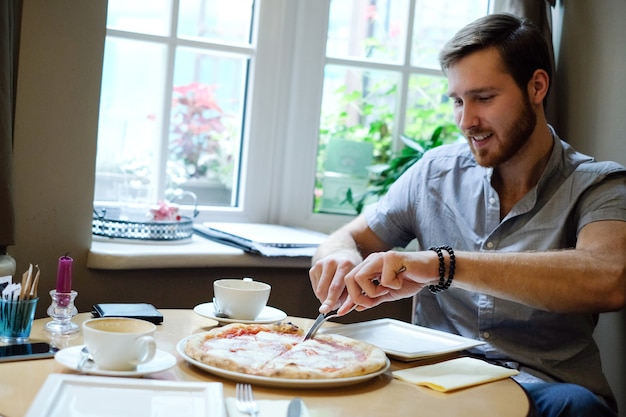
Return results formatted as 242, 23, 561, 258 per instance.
309, 250, 362, 314
344, 251, 439, 309
308, 215, 395, 314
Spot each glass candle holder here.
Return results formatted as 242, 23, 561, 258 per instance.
44, 290, 79, 335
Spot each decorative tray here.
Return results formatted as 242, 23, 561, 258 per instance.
92, 192, 198, 241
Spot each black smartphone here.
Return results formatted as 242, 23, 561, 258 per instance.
0, 342, 55, 362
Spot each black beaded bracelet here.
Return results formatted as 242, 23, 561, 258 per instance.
428, 245, 455, 294
428, 246, 445, 293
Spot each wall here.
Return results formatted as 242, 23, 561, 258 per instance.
553, 1, 626, 414
9, 0, 625, 412
11, 0, 104, 314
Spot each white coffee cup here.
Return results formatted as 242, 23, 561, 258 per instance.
213, 277, 271, 320
82, 317, 157, 371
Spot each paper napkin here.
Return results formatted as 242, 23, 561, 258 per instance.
225, 397, 311, 417
392, 357, 519, 392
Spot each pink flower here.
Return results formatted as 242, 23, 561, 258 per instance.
389, 21, 402, 38
365, 4, 377, 21
150, 200, 180, 221
172, 83, 223, 114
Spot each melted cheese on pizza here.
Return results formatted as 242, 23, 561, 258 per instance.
267, 336, 368, 376
185, 323, 386, 379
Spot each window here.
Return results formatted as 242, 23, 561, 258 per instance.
94, 0, 490, 233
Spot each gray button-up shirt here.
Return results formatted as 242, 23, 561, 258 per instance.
364, 130, 626, 405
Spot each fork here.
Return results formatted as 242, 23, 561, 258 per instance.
235, 383, 259, 417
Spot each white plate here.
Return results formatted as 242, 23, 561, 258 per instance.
320, 318, 484, 361
55, 345, 177, 377
25, 374, 224, 417
176, 335, 390, 389
193, 302, 287, 324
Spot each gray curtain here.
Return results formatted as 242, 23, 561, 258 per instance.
0, 0, 21, 253
497, 0, 558, 123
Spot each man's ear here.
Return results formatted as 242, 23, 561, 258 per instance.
528, 69, 550, 105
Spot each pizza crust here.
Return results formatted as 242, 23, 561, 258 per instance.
184, 322, 387, 379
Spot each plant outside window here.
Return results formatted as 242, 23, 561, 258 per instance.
168, 82, 237, 191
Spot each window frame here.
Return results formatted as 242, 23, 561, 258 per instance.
95, 0, 490, 234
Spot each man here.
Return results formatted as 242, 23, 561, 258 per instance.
309, 13, 625, 417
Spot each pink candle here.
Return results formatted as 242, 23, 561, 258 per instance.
56, 255, 73, 293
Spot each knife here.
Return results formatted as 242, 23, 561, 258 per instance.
287, 397, 303, 417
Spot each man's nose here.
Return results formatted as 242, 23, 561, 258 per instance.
457, 103, 478, 131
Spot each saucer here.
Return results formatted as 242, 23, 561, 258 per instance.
193, 302, 287, 324
55, 345, 177, 377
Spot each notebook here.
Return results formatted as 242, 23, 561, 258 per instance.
193, 222, 328, 257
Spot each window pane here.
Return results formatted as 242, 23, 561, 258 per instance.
314, 0, 481, 217
327, 0, 409, 64
404, 74, 454, 139
411, 0, 490, 68
315, 65, 400, 214
169, 48, 247, 207
97, 2, 255, 216
107, 0, 171, 36
178, 0, 254, 44
95, 38, 166, 211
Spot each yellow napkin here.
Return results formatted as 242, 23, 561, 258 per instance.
225, 397, 311, 417
392, 357, 519, 392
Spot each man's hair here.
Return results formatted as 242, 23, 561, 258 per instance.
439, 13, 552, 95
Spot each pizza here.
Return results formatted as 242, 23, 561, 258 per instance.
184, 322, 388, 379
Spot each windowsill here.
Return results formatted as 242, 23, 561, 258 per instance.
87, 235, 312, 270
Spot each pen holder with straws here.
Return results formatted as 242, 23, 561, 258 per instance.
44, 289, 79, 335
0, 297, 39, 343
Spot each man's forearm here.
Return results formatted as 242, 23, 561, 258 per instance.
452, 249, 625, 314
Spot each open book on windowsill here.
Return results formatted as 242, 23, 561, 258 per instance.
193, 222, 328, 257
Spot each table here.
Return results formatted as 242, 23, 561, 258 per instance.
0, 310, 530, 417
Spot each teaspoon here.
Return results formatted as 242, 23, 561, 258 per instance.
77, 346, 94, 371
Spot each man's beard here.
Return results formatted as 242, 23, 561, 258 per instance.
471, 96, 537, 168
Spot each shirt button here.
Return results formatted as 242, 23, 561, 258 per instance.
488, 197, 496, 205
486, 241, 494, 249
482, 332, 491, 339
